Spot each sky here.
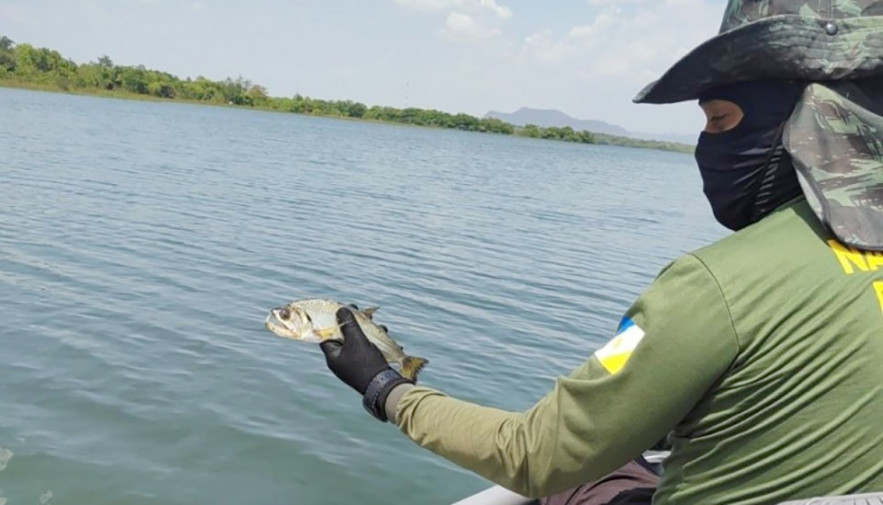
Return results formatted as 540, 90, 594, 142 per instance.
0, 0, 729, 134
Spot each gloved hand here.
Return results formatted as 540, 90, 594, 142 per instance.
320, 307, 412, 421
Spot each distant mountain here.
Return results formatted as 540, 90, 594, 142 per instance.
484, 107, 695, 145
485, 107, 629, 136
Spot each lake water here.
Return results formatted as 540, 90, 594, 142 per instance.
0, 87, 723, 504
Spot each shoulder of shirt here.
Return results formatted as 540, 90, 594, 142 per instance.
686, 197, 822, 271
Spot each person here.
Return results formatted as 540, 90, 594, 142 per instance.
318, 1, 883, 504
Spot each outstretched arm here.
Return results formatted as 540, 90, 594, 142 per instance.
323, 255, 740, 498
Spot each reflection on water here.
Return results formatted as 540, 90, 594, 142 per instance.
0, 445, 10, 504
39, 490, 54, 504
0, 447, 11, 472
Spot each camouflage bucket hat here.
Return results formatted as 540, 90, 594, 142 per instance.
785, 79, 883, 251
632, 0, 883, 105
633, 0, 883, 250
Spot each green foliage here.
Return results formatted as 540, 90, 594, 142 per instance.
0, 33, 693, 154
515, 124, 596, 144
478, 118, 515, 134
0, 49, 14, 73
593, 133, 694, 154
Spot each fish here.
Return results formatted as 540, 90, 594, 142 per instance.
265, 297, 428, 381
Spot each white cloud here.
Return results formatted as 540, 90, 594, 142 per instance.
446, 0, 723, 133
522, 0, 721, 83
392, 0, 513, 39
393, 0, 513, 41
521, 31, 573, 64
442, 11, 501, 39
479, 0, 512, 19
393, 0, 458, 10
587, 0, 644, 5
386, 0, 722, 132
184, 2, 204, 11
446, 11, 476, 31
394, 0, 512, 18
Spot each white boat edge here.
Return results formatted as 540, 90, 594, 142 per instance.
452, 486, 535, 505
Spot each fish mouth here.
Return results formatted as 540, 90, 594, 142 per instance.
265, 308, 298, 339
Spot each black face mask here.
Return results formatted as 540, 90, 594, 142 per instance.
695, 81, 806, 231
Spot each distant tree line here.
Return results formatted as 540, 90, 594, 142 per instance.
0, 35, 693, 153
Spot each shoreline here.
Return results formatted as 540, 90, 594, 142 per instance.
0, 80, 694, 154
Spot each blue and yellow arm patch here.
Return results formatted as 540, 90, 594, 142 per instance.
594, 317, 646, 375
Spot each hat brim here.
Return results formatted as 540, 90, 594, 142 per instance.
633, 16, 883, 105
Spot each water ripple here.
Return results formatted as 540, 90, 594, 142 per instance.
0, 88, 724, 504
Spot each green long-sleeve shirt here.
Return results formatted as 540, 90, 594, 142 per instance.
392, 200, 883, 504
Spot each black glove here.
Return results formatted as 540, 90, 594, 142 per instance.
320, 307, 412, 421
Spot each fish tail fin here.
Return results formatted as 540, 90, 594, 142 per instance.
400, 356, 429, 382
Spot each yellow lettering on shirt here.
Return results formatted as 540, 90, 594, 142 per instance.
827, 241, 883, 311
868, 252, 883, 271
875, 281, 883, 313
828, 240, 870, 274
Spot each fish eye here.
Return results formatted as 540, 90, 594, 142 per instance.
279, 308, 291, 320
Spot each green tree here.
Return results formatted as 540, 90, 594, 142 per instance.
147, 79, 176, 98
0, 36, 14, 72
119, 65, 149, 94
12, 44, 39, 78
522, 124, 541, 138
247, 84, 269, 105
76, 63, 103, 88
343, 100, 367, 118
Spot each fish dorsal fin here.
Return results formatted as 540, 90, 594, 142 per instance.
361, 306, 380, 319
